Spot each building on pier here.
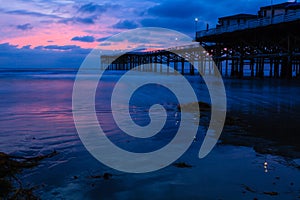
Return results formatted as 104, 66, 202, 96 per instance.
196, 1, 300, 79
217, 14, 257, 28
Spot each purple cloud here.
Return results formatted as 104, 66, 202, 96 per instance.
113, 20, 139, 29
78, 3, 107, 13
72, 36, 95, 43
16, 23, 33, 31
42, 45, 81, 51
0, 43, 90, 68
6, 9, 61, 19
59, 17, 95, 25
97, 36, 111, 42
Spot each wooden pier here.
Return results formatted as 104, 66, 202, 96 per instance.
101, 45, 217, 76
101, 2, 300, 79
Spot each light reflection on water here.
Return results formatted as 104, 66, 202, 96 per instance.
224, 79, 300, 144
0, 69, 299, 199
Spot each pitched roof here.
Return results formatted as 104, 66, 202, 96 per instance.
219, 14, 257, 20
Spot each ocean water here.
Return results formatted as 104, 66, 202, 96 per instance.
0, 68, 299, 199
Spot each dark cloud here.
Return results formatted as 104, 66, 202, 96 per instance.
78, 3, 107, 13
141, 17, 202, 36
0, 43, 18, 50
99, 35, 124, 42
59, 17, 95, 24
75, 17, 95, 24
0, 43, 90, 69
42, 45, 81, 51
72, 36, 95, 43
6, 10, 61, 19
63, 3, 121, 26
142, 0, 264, 37
77, 2, 121, 14
147, 0, 204, 19
147, 0, 262, 20
97, 36, 110, 42
6, 7, 97, 25
112, 20, 139, 29
141, 1, 217, 36
16, 23, 33, 31
21, 45, 31, 49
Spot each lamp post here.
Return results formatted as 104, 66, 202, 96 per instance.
195, 18, 199, 31
194, 18, 198, 41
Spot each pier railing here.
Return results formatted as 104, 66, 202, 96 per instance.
197, 11, 300, 38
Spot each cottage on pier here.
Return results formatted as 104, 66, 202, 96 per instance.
217, 14, 257, 28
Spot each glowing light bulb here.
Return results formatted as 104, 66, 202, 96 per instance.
193, 136, 197, 142
264, 161, 268, 172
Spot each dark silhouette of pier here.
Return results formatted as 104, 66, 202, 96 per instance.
101, 44, 216, 76
101, 2, 300, 79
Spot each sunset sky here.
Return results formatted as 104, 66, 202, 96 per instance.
0, 0, 287, 68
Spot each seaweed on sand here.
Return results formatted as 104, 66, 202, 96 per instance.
0, 151, 58, 199
173, 162, 192, 168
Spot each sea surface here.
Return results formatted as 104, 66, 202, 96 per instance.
0, 68, 299, 199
